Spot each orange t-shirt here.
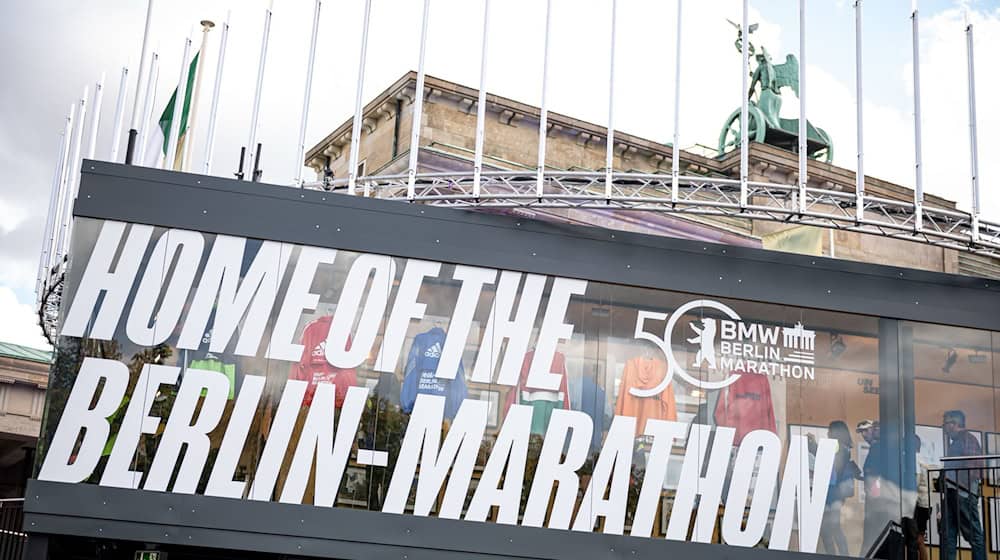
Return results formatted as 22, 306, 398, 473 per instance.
615, 356, 677, 436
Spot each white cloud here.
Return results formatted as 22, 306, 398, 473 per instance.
0, 199, 28, 234
0, 286, 50, 351
918, 6, 1000, 216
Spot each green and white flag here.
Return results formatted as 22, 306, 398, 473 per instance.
144, 52, 199, 168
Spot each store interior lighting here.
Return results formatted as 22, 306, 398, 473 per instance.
830, 333, 847, 360
942, 348, 959, 373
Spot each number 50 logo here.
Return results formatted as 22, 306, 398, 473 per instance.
630, 299, 743, 397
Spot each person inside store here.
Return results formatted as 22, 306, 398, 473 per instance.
858, 419, 892, 555
912, 435, 931, 560
821, 420, 861, 556
938, 409, 986, 560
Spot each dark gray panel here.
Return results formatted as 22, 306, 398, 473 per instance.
71, 161, 1000, 332
25, 480, 839, 560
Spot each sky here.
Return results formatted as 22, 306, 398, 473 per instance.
0, 0, 997, 351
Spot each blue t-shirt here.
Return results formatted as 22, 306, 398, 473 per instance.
400, 327, 467, 419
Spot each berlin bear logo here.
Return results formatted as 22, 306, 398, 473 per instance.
687, 317, 718, 369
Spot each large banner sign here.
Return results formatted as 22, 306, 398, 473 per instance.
39, 220, 836, 552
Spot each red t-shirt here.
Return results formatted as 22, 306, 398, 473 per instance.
291, 316, 357, 407
714, 372, 776, 444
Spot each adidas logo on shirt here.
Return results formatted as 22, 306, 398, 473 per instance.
424, 342, 442, 359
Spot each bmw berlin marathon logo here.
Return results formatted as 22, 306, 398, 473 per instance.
631, 299, 816, 398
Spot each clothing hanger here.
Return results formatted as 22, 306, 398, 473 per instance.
315, 301, 337, 318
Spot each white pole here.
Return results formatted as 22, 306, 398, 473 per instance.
740, 0, 749, 208
854, 0, 864, 222
109, 65, 129, 161
295, 1, 323, 187
38, 131, 67, 303
604, 0, 618, 200
911, 1, 924, 230
407, 0, 432, 199
57, 88, 89, 260
473, 0, 491, 198
165, 34, 193, 171
137, 52, 160, 165
246, 2, 274, 179
86, 72, 106, 161
50, 105, 75, 273
348, 0, 373, 195
204, 13, 230, 175
126, 0, 155, 164
671, 0, 683, 204
534, 0, 553, 198
182, 21, 215, 172
965, 16, 980, 241
797, 0, 807, 213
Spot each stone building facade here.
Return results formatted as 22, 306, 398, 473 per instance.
0, 342, 49, 498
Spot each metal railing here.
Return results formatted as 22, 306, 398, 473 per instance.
919, 456, 1000, 560
0, 499, 26, 560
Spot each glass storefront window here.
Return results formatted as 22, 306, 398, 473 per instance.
34, 218, 1000, 559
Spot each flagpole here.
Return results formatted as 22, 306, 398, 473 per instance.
797, 0, 807, 213
38, 129, 68, 304
295, 1, 322, 187
50, 110, 74, 273
204, 12, 230, 175
854, 0, 864, 222
165, 33, 193, 171
604, 0, 618, 199
535, 0, 552, 198
965, 13, 980, 242
740, 0, 749, 208
182, 20, 215, 172
407, 0, 432, 199
57, 87, 89, 261
246, 2, 274, 180
109, 65, 129, 161
137, 51, 160, 165
86, 72, 106, 161
911, 0, 924, 230
670, 0, 683, 204
473, 0, 491, 198
347, 0, 373, 195
51, 105, 75, 273
126, 0, 155, 164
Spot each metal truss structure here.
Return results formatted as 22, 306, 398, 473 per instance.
38, 273, 63, 349
312, 169, 1000, 258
